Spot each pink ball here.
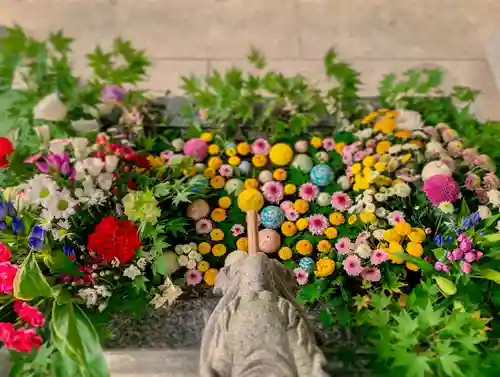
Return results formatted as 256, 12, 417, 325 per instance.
423, 174, 460, 205
295, 140, 308, 153
183, 138, 208, 162
258, 229, 281, 253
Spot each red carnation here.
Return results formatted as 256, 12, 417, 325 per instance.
0, 137, 14, 168
87, 216, 141, 264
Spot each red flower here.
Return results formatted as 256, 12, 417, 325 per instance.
14, 301, 46, 328
0, 323, 42, 353
87, 216, 141, 264
134, 154, 151, 169
0, 242, 11, 262
0, 261, 18, 294
0, 137, 14, 168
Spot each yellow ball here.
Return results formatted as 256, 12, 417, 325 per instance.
237, 188, 264, 212
269, 143, 294, 166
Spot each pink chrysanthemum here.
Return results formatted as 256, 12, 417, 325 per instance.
262, 181, 284, 204
252, 138, 270, 155
354, 151, 365, 162
185, 269, 203, 285
423, 174, 460, 205
308, 214, 328, 236
280, 201, 294, 212
335, 237, 352, 255
231, 224, 245, 237
195, 219, 213, 234
370, 249, 388, 265
161, 150, 173, 162
322, 138, 336, 151
355, 231, 371, 247
299, 183, 319, 202
293, 268, 309, 285
285, 209, 300, 222
331, 192, 352, 212
343, 255, 362, 276
219, 164, 233, 178
483, 173, 500, 191
361, 267, 381, 282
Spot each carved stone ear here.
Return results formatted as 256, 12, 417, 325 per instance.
213, 265, 232, 295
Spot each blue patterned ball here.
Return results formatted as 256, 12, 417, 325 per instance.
299, 257, 315, 272
238, 161, 252, 175
260, 206, 285, 229
310, 164, 334, 187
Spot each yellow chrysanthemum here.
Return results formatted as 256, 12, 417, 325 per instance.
210, 229, 224, 241
278, 246, 293, 260
296, 218, 309, 231
408, 228, 426, 243
236, 237, 248, 251
296, 240, 313, 256
293, 199, 309, 214
317, 240, 332, 253
236, 142, 250, 156
376, 140, 391, 155
198, 242, 211, 255
273, 168, 287, 181
218, 196, 232, 209
361, 111, 378, 124
384, 229, 402, 243
208, 156, 223, 169
204, 167, 216, 178
269, 143, 294, 166
351, 163, 362, 175
310, 137, 323, 149
374, 162, 386, 172
362, 156, 375, 167
284, 184, 297, 195
315, 258, 335, 277
211, 208, 227, 222
335, 142, 346, 153
197, 261, 210, 273
244, 178, 259, 189
228, 156, 241, 166
200, 132, 213, 142
374, 118, 396, 134
204, 268, 218, 285
281, 221, 297, 237
212, 244, 227, 257
329, 212, 345, 226
324, 227, 338, 239
252, 154, 268, 168
210, 176, 225, 189
225, 147, 237, 157
208, 144, 220, 155
348, 215, 357, 225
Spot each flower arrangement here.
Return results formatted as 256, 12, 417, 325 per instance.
0, 26, 500, 377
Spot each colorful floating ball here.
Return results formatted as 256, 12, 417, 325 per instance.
258, 229, 281, 253
238, 188, 264, 212
238, 160, 252, 175
225, 178, 244, 195
258, 170, 273, 184
299, 257, 315, 272
187, 199, 209, 220
269, 143, 294, 166
310, 164, 334, 187
291, 154, 313, 173
183, 138, 208, 162
260, 206, 285, 229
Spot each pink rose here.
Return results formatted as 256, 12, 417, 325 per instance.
14, 301, 46, 328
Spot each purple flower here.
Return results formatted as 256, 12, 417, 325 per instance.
100, 85, 126, 102
452, 248, 464, 260
459, 238, 473, 253
11, 216, 24, 234
36, 153, 71, 175
28, 225, 45, 250
434, 261, 444, 271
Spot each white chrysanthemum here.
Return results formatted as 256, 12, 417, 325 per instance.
105, 155, 119, 172
97, 172, 114, 191
180, 244, 192, 255
421, 160, 453, 181
354, 128, 373, 140
487, 190, 500, 208
337, 176, 351, 190
174, 245, 183, 255
375, 207, 388, 218
95, 285, 112, 298
74, 177, 106, 206
34, 93, 67, 121
425, 141, 446, 158
45, 188, 77, 220
24, 174, 58, 206
373, 229, 385, 240
393, 182, 411, 198
402, 143, 419, 151
316, 192, 331, 207
374, 193, 388, 202
188, 250, 202, 261
123, 265, 141, 280
396, 109, 422, 130
186, 259, 197, 269
364, 203, 376, 213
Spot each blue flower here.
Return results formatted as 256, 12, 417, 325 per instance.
456, 228, 463, 235
0, 221, 6, 231
28, 225, 45, 250
63, 244, 75, 258
461, 217, 472, 230
445, 235, 453, 243
434, 234, 444, 247
11, 216, 24, 234
471, 212, 481, 225
6, 201, 16, 217
0, 202, 6, 220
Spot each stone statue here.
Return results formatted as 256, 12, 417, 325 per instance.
199, 211, 329, 377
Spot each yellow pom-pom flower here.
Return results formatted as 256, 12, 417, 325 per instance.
204, 268, 218, 285
210, 229, 224, 241
284, 184, 297, 195
208, 144, 220, 155
218, 196, 232, 209
212, 244, 227, 257
269, 143, 294, 166
225, 147, 237, 157
310, 137, 322, 149
197, 261, 210, 273
244, 178, 259, 189
296, 240, 313, 256
406, 242, 424, 257
281, 221, 297, 237
348, 215, 357, 225
204, 167, 216, 178
211, 208, 227, 222
335, 142, 346, 153
200, 132, 213, 142
236, 237, 248, 251
317, 240, 332, 253
252, 154, 268, 168
210, 176, 226, 189
315, 258, 335, 277
238, 188, 264, 212
324, 227, 338, 239
376, 141, 391, 155
329, 212, 345, 226
374, 118, 396, 134
198, 242, 211, 255
278, 247, 293, 260
293, 199, 309, 214
228, 156, 241, 166
208, 156, 223, 169
296, 218, 309, 231
273, 168, 287, 181
236, 142, 250, 156
359, 211, 376, 223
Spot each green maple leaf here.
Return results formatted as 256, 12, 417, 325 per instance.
417, 303, 443, 328
440, 354, 464, 377
393, 352, 432, 377
394, 311, 419, 339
